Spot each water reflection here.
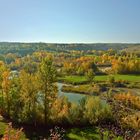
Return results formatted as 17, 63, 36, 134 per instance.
57, 83, 86, 103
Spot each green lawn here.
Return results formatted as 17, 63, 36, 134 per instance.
59, 74, 140, 84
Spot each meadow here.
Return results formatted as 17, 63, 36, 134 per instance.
59, 74, 140, 84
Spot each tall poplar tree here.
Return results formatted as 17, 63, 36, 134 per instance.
39, 56, 57, 124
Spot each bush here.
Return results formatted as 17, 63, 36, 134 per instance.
114, 93, 140, 110
50, 97, 71, 125
108, 76, 115, 84
68, 103, 82, 125
122, 112, 140, 130
83, 97, 112, 125
50, 96, 112, 127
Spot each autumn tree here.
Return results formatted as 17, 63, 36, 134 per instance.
2, 70, 11, 117
0, 61, 6, 113
19, 70, 39, 124
0, 62, 21, 119
112, 58, 140, 74
50, 96, 70, 124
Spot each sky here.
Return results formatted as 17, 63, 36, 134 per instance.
0, 0, 140, 43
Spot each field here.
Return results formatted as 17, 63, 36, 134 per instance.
59, 74, 140, 84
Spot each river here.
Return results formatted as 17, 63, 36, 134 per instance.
57, 83, 86, 103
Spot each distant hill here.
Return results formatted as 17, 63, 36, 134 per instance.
122, 45, 140, 54
0, 42, 139, 56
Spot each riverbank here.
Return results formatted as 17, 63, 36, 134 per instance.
57, 82, 86, 103
61, 84, 107, 95
60, 82, 140, 98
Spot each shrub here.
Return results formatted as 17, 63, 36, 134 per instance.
83, 97, 112, 125
114, 93, 140, 110
98, 128, 124, 140
85, 69, 95, 84
68, 103, 82, 125
122, 112, 140, 130
108, 76, 115, 84
50, 97, 70, 124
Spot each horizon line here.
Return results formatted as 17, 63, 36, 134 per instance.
0, 41, 140, 44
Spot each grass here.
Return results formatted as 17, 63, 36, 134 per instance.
59, 74, 140, 84
95, 74, 140, 82
66, 127, 123, 140
0, 116, 7, 135
62, 76, 87, 83
66, 127, 100, 140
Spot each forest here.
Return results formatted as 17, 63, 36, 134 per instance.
0, 42, 140, 56
0, 43, 140, 140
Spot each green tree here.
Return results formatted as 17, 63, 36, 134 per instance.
85, 69, 95, 84
38, 57, 57, 124
9, 74, 21, 121
108, 76, 115, 87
